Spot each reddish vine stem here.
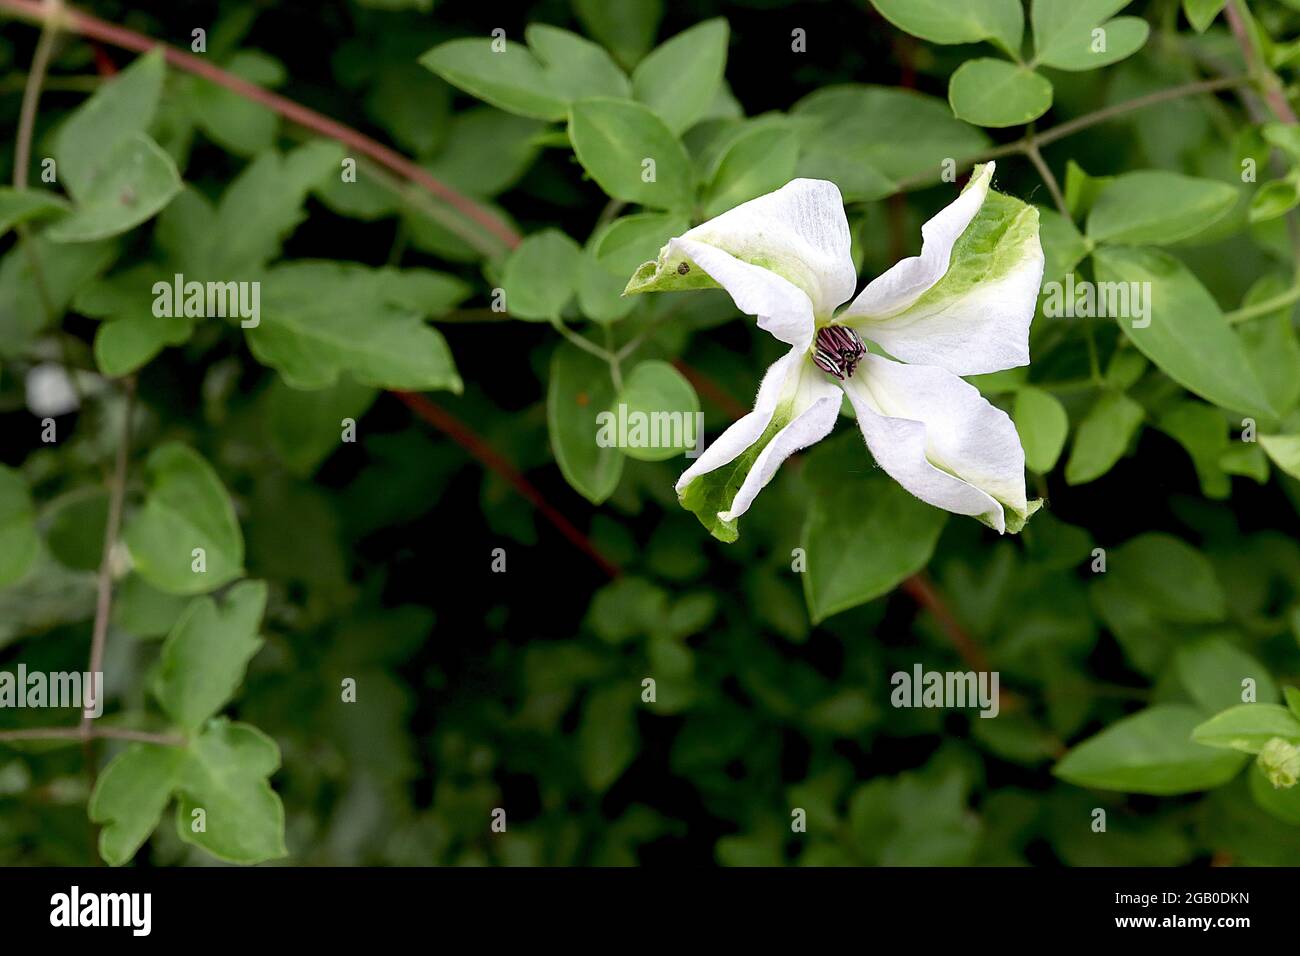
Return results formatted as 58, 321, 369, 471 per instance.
393, 392, 622, 579
0, 0, 521, 251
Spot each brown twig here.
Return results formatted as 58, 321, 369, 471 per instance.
0, 0, 521, 253
0, 726, 185, 746
393, 391, 622, 579
82, 376, 134, 737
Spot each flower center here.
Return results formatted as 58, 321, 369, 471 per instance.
811, 325, 866, 380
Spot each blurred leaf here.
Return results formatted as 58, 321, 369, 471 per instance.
1064, 390, 1144, 484
248, 262, 463, 391
572, 0, 663, 69
0, 466, 39, 588
124, 443, 245, 595
578, 686, 638, 791
154, 581, 267, 734
1055, 705, 1247, 794
55, 49, 165, 200
1192, 704, 1300, 753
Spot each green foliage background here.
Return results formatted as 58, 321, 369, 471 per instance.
1, 0, 1299, 866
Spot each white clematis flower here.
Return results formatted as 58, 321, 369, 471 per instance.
624, 162, 1044, 542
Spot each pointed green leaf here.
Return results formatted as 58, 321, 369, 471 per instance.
1092, 246, 1275, 419
154, 581, 267, 735
1055, 705, 1248, 794
125, 443, 245, 595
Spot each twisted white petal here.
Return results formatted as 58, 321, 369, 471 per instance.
841, 354, 1030, 533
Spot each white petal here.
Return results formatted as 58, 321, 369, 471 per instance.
842, 354, 1032, 533
841, 163, 994, 320
717, 364, 841, 523
679, 177, 857, 318
669, 237, 816, 349
841, 164, 1042, 376
675, 347, 805, 493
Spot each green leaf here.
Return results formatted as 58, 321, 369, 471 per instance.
45, 491, 108, 571
548, 342, 623, 504
501, 229, 583, 321
1064, 390, 1145, 484
1092, 246, 1275, 419
792, 85, 989, 201
185, 50, 284, 157
525, 24, 630, 102
1175, 637, 1279, 713
112, 574, 190, 639
568, 98, 694, 210
263, 375, 377, 476
573, 0, 663, 69
56, 49, 165, 200
0, 465, 39, 588
702, 123, 800, 218
1014, 386, 1069, 473
173, 719, 288, 864
1036, 207, 1089, 284
1109, 532, 1227, 622
1248, 177, 1300, 224
1032, 0, 1149, 71
578, 686, 638, 792
615, 360, 701, 462
423, 108, 544, 198
1183, 0, 1227, 32
89, 743, 185, 866
124, 443, 245, 595
631, 18, 729, 135
0, 237, 117, 358
46, 133, 182, 243
1249, 760, 1300, 824
154, 581, 267, 735
594, 212, 690, 276
1054, 705, 1248, 794
248, 261, 463, 391
419, 37, 567, 120
948, 59, 1053, 128
1192, 704, 1300, 753
200, 142, 344, 277
870, 0, 1025, 57
801, 435, 949, 623
1260, 434, 1300, 479
1085, 171, 1237, 245
94, 313, 193, 377
1156, 400, 1231, 498
0, 188, 68, 237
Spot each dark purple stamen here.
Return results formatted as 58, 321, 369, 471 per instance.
811, 325, 866, 380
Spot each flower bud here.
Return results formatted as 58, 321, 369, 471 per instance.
1258, 737, 1300, 789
